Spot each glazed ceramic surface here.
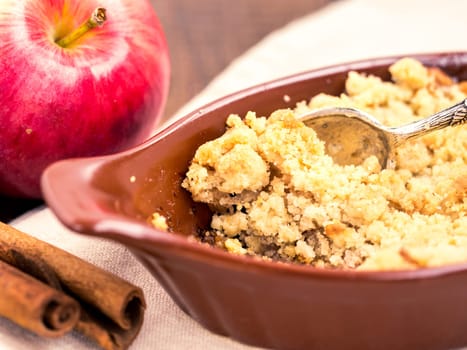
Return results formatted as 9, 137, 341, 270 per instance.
43, 52, 467, 350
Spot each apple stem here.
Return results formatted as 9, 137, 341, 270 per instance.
55, 7, 107, 48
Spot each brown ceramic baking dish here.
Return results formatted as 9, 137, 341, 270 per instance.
42, 52, 467, 350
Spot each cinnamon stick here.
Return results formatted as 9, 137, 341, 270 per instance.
0, 221, 145, 350
0, 260, 80, 337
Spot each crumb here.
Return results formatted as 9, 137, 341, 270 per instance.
224, 238, 247, 255
150, 212, 168, 231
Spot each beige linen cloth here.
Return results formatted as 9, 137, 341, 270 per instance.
3, 0, 467, 349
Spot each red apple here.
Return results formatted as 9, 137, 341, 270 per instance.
0, 0, 170, 198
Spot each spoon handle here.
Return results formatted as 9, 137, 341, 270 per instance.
395, 99, 467, 143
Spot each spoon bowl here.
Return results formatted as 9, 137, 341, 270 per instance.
299, 99, 467, 168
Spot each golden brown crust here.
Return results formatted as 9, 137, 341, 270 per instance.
180, 58, 467, 270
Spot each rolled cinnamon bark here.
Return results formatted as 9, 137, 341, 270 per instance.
0, 260, 80, 337
0, 221, 145, 349
76, 304, 144, 350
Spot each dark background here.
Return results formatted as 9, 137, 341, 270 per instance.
0, 0, 334, 222
151, 0, 333, 120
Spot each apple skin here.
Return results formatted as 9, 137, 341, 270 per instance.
0, 0, 170, 198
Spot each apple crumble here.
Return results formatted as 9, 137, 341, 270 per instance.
180, 58, 467, 270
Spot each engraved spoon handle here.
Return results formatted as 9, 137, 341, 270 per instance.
394, 98, 467, 143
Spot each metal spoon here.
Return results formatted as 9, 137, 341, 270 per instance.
298, 99, 467, 168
